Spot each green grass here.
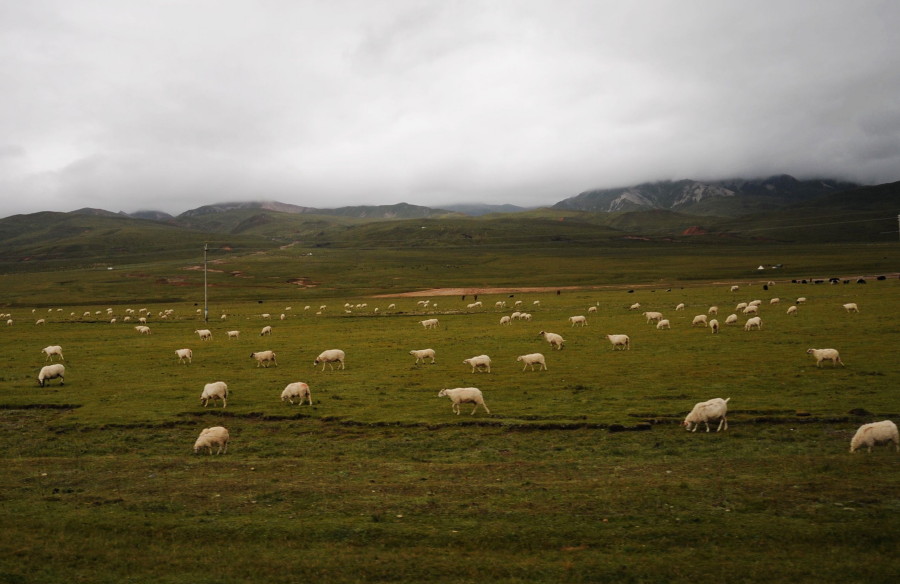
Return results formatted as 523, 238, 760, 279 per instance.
0, 244, 898, 583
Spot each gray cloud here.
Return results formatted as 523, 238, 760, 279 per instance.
2, 0, 898, 216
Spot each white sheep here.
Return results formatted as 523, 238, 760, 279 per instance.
675, 303, 685, 311
315, 349, 345, 371
438, 387, 490, 415
538, 331, 565, 350
569, 315, 588, 327
642, 311, 663, 323
35, 318, 46, 325
629, 302, 641, 310
38, 364, 65, 387
796, 297, 807, 304
843, 302, 859, 313
260, 325, 273, 336
786, 305, 798, 315
195, 329, 212, 340
135, 325, 151, 335
725, 314, 739, 325
708, 306, 718, 315
516, 353, 547, 371
691, 314, 708, 327
742, 305, 759, 315
744, 316, 762, 331
730, 285, 739, 292
656, 319, 670, 330
281, 382, 312, 406
588, 306, 598, 314
193, 426, 230, 454
683, 397, 730, 432
806, 348, 844, 368
769, 298, 780, 305
410, 348, 436, 365
6, 319, 11, 326
227, 330, 240, 339
175, 348, 193, 364
748, 300, 762, 307
849, 420, 898, 453
41, 345, 64, 362
735, 302, 748, 311
499, 315, 511, 326
420, 318, 439, 329
606, 334, 631, 350
709, 319, 719, 334
250, 350, 277, 368
200, 381, 228, 408
463, 354, 492, 373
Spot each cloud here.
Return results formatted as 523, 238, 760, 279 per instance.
1, 0, 899, 216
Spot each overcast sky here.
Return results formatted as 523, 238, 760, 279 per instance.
2, 1, 898, 217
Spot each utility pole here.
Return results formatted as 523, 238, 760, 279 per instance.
203, 243, 209, 323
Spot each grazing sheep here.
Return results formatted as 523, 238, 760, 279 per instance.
569, 315, 588, 327
200, 381, 228, 408
195, 329, 212, 340
796, 297, 807, 304
517, 353, 547, 371
260, 325, 272, 336
463, 354, 492, 373
843, 302, 859, 313
709, 319, 719, 334
227, 330, 240, 339
250, 350, 277, 368
41, 345, 64, 362
538, 331, 565, 350
735, 302, 748, 311
420, 318, 439, 329
786, 305, 798, 316
314, 349, 346, 371
135, 325, 151, 335
438, 387, 490, 415
675, 303, 685, 311
5, 319, 11, 326
742, 305, 759, 315
281, 382, 312, 406
730, 285, 739, 292
850, 420, 898, 453
656, 319, 670, 330
588, 306, 598, 314
629, 303, 641, 310
744, 316, 762, 331
683, 397, 730, 432
642, 311, 663, 323
606, 334, 630, 350
175, 348, 193, 364
708, 306, 718, 315
410, 348, 436, 365
35, 319, 46, 325
38, 364, 65, 387
193, 426, 230, 455
499, 315, 511, 326
806, 348, 844, 368
725, 314, 739, 325
691, 314, 708, 327
769, 298, 780, 305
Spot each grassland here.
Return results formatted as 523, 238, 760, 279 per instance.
0, 241, 898, 583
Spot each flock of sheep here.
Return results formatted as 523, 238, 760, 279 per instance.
21, 281, 898, 456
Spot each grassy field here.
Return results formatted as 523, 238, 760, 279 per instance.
0, 243, 898, 583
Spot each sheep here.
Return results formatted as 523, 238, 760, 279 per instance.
135, 325, 151, 335
420, 318, 439, 329
843, 302, 859, 313
200, 381, 228, 408
708, 306, 718, 315
683, 397, 730, 432
569, 315, 588, 327
806, 348, 844, 368
786, 305, 798, 316
730, 285, 739, 292
629, 302, 641, 310
748, 300, 762, 307
260, 325, 272, 336
38, 364, 65, 387
410, 348, 436, 365
606, 334, 631, 350
642, 311, 663, 323
796, 297, 807, 304
193, 426, 229, 455
735, 302, 748, 311
849, 420, 898, 453
588, 306, 598, 314
538, 330, 565, 350
281, 382, 312, 406
675, 303, 685, 311
691, 314, 708, 327
516, 353, 547, 371
438, 387, 490, 415
314, 349, 346, 371
35, 318, 46, 325
250, 350, 277, 368
195, 329, 212, 340
227, 330, 240, 339
6, 319, 11, 326
769, 298, 780, 305
742, 305, 759, 315
41, 345, 64, 362
175, 348, 193, 364
499, 315, 511, 326
709, 319, 719, 334
744, 316, 762, 331
463, 354, 492, 373
725, 314, 739, 325
656, 319, 670, 330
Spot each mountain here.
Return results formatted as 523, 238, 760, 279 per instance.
552, 175, 860, 216
439, 203, 528, 216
